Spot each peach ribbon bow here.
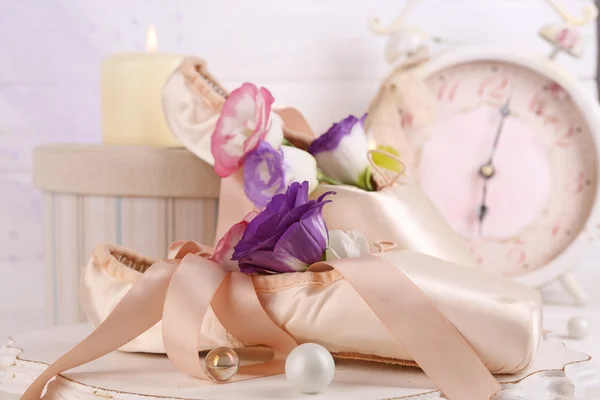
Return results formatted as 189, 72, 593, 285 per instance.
20, 242, 501, 400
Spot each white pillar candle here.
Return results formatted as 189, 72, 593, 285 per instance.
101, 26, 183, 147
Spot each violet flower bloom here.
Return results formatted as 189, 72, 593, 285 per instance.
244, 141, 285, 208
307, 114, 372, 190
232, 181, 334, 274
244, 141, 318, 209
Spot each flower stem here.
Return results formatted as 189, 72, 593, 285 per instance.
317, 169, 342, 186
357, 167, 375, 192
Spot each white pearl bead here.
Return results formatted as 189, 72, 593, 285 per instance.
285, 343, 335, 394
568, 316, 590, 340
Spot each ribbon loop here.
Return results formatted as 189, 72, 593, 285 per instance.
212, 272, 297, 357
162, 254, 229, 379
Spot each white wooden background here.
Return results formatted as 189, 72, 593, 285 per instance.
0, 0, 599, 338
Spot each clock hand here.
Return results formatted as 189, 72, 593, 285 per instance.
477, 85, 516, 237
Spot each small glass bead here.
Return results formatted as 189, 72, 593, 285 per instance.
205, 347, 240, 382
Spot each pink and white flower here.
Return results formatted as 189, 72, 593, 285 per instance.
211, 83, 284, 177
210, 211, 259, 271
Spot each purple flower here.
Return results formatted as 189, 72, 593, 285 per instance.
244, 141, 319, 209
307, 114, 372, 190
244, 141, 285, 208
232, 181, 334, 274
308, 114, 365, 154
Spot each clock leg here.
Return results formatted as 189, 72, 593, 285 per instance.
559, 273, 588, 306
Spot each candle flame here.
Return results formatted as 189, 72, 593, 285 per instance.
146, 25, 158, 52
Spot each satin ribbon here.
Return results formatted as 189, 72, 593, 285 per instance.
20, 242, 500, 400
310, 256, 501, 400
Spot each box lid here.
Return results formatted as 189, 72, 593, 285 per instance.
33, 144, 220, 198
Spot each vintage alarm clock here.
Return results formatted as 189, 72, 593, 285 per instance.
369, 0, 600, 304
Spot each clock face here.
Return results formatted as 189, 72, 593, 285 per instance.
402, 60, 598, 277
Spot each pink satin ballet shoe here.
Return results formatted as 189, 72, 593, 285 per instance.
162, 57, 316, 167
81, 243, 542, 375
311, 182, 478, 267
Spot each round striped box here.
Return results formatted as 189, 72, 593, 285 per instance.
33, 144, 220, 326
